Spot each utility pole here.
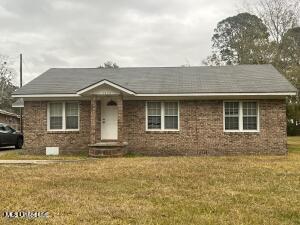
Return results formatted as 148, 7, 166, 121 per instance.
20, 54, 22, 88
20, 53, 23, 133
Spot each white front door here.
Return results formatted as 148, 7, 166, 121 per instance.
101, 99, 118, 140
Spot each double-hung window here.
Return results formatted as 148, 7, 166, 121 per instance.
164, 102, 179, 129
147, 102, 162, 129
224, 102, 239, 130
66, 103, 79, 129
147, 102, 179, 131
49, 103, 63, 130
48, 102, 79, 131
224, 101, 259, 132
242, 102, 258, 130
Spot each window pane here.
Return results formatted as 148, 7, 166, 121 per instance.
66, 116, 78, 129
224, 102, 239, 130
165, 116, 178, 129
50, 103, 63, 116
225, 117, 239, 130
243, 116, 257, 130
148, 116, 161, 129
66, 102, 79, 129
148, 102, 161, 116
50, 103, 63, 129
243, 102, 257, 130
66, 102, 79, 116
50, 117, 63, 129
243, 102, 257, 116
165, 102, 178, 116
225, 102, 239, 115
148, 108, 161, 115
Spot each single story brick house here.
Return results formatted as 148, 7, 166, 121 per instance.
12, 64, 297, 156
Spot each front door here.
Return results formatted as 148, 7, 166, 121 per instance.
101, 99, 118, 140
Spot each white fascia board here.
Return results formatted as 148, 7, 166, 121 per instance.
135, 92, 297, 97
76, 80, 135, 95
12, 91, 296, 98
12, 94, 80, 98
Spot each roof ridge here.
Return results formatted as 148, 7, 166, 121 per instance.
49, 64, 274, 70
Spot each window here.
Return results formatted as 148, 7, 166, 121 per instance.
0, 124, 5, 132
146, 102, 179, 130
243, 102, 258, 130
164, 102, 178, 129
48, 102, 79, 131
66, 103, 79, 129
49, 103, 63, 130
224, 102, 239, 130
147, 102, 161, 129
4, 125, 15, 133
224, 101, 259, 132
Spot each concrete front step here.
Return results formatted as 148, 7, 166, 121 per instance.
89, 148, 126, 158
88, 141, 128, 148
88, 141, 127, 157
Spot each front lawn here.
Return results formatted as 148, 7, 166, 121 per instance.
0, 150, 88, 160
0, 138, 300, 224
288, 136, 300, 152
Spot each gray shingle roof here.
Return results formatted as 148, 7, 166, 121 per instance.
13, 64, 297, 95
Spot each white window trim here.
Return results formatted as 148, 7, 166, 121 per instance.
47, 102, 80, 131
145, 101, 180, 131
223, 101, 260, 132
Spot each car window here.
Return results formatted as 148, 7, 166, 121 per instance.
0, 125, 5, 132
4, 126, 14, 133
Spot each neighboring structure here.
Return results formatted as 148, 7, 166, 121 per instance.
12, 65, 297, 156
12, 98, 24, 108
0, 109, 20, 130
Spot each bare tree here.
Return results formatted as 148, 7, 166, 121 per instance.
243, 0, 299, 44
98, 61, 119, 68
0, 55, 17, 111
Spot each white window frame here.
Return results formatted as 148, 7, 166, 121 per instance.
223, 101, 260, 132
146, 101, 180, 131
47, 102, 80, 131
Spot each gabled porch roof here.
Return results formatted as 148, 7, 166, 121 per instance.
76, 79, 135, 96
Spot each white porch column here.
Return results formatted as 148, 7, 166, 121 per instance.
90, 95, 97, 144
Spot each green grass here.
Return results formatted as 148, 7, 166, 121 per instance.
288, 136, 300, 152
0, 138, 299, 224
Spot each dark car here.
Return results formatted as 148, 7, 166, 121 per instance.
0, 123, 23, 149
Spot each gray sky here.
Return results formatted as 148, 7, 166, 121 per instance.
0, 0, 240, 85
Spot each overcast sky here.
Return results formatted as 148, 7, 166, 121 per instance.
0, 0, 241, 85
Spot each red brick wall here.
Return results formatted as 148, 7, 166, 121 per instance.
23, 99, 287, 155
123, 99, 287, 155
23, 101, 91, 154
